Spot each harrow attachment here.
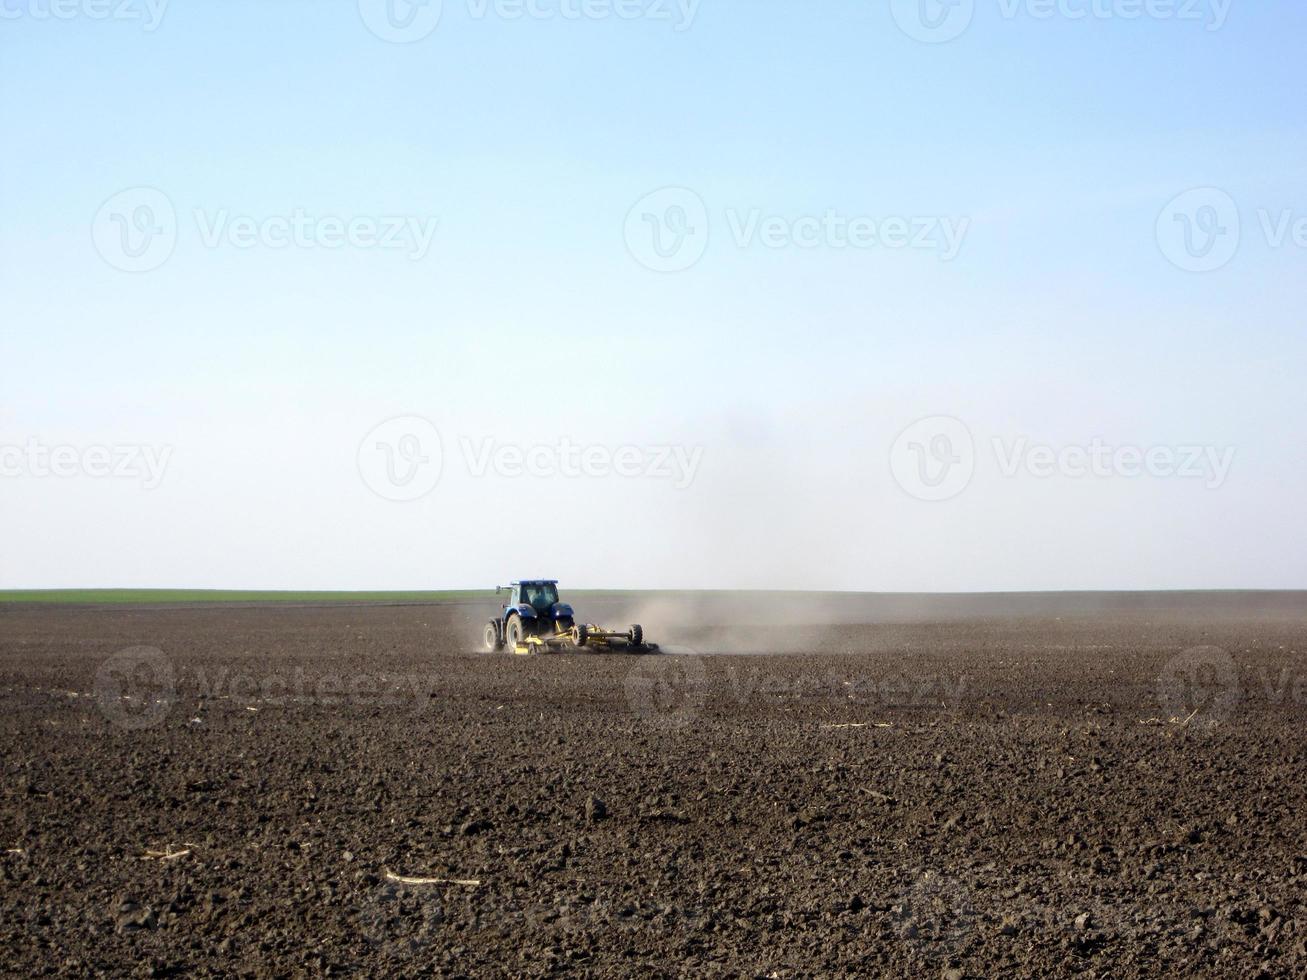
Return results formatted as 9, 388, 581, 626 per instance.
512, 622, 657, 656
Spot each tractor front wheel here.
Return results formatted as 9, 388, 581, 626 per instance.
483, 622, 503, 653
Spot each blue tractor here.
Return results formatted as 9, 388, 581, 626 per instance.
482, 580, 654, 654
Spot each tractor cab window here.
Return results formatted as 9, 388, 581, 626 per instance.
522, 584, 559, 611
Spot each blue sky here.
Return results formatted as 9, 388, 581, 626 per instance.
2, 0, 1305, 590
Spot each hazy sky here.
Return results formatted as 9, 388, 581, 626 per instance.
2, 0, 1304, 592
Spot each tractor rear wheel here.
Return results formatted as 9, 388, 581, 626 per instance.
506, 616, 525, 650
483, 622, 503, 653
629, 624, 643, 649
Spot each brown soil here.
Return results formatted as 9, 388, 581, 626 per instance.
2, 593, 1306, 977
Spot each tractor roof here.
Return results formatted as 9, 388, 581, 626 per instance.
513, 579, 558, 586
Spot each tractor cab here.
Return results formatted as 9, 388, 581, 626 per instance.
517, 581, 559, 613
500, 580, 564, 617
495, 580, 573, 636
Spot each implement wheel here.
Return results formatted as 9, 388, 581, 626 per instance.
629, 624, 643, 649
573, 624, 589, 648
